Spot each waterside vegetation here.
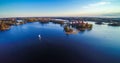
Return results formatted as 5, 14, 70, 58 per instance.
0, 17, 119, 31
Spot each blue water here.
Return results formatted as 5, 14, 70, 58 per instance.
0, 22, 120, 63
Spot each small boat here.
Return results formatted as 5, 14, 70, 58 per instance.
38, 34, 41, 40
38, 34, 41, 37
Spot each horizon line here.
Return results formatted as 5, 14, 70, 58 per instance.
0, 16, 120, 19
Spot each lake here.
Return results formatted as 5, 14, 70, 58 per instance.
0, 21, 120, 63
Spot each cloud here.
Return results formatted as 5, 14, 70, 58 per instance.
83, 2, 111, 8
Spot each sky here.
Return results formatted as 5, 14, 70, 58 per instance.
0, 0, 120, 17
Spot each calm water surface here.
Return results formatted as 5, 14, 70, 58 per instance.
0, 22, 120, 63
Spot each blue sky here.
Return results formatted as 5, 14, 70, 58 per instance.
0, 0, 120, 17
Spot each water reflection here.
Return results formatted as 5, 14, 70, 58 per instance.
39, 21, 49, 26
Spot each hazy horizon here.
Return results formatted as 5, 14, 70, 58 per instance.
0, 0, 120, 18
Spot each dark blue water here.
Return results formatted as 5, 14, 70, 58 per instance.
0, 22, 120, 63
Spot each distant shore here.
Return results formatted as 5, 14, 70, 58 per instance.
0, 17, 120, 31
